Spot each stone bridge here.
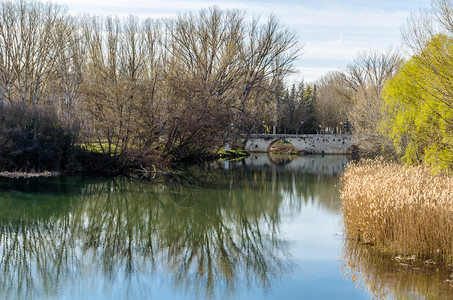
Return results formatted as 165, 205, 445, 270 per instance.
245, 134, 367, 154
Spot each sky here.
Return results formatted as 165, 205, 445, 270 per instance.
51, 0, 432, 83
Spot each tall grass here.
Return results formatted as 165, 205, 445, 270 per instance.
341, 158, 453, 262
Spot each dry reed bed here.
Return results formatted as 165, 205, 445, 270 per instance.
341, 158, 453, 262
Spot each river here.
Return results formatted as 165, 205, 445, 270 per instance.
0, 154, 449, 299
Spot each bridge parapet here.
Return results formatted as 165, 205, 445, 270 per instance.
245, 134, 365, 154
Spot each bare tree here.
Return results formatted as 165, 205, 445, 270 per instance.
0, 0, 70, 105
80, 16, 162, 156
0, 2, 305, 166
165, 7, 246, 99
343, 49, 402, 135
234, 15, 301, 134
315, 71, 352, 131
158, 8, 301, 156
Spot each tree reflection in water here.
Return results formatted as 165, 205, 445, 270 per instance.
72, 177, 288, 299
0, 155, 345, 299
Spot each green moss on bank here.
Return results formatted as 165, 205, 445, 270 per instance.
218, 148, 249, 158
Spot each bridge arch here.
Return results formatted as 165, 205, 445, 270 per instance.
267, 139, 297, 153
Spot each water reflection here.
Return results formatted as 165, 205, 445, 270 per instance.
0, 154, 348, 299
242, 153, 350, 176
341, 230, 453, 299
223, 154, 348, 213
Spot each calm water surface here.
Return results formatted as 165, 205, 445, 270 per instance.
0, 154, 449, 299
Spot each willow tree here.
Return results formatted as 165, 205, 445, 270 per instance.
381, 0, 453, 170
382, 34, 453, 170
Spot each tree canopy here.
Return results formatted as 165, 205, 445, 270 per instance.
382, 34, 453, 171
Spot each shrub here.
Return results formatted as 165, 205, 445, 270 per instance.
0, 102, 74, 172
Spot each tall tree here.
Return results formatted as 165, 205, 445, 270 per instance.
80, 16, 161, 156
0, 0, 70, 105
382, 34, 453, 170
379, 0, 453, 170
315, 71, 351, 131
344, 49, 402, 136
234, 15, 301, 135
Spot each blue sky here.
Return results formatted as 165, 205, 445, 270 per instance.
52, 0, 432, 82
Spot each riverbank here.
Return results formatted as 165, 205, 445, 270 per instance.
341, 158, 453, 264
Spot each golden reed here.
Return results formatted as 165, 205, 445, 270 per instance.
341, 158, 453, 262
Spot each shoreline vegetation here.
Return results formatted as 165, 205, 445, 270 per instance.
339, 0, 453, 289
341, 158, 453, 266
0, 0, 306, 175
0, 0, 403, 176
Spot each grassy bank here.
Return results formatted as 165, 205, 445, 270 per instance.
341, 158, 453, 263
